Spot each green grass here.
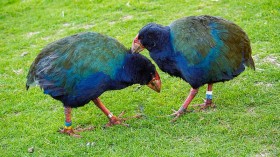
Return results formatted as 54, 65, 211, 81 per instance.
1, 0, 279, 156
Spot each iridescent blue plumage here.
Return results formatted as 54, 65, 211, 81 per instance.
132, 15, 255, 119
27, 32, 161, 136
26, 32, 157, 108
135, 15, 255, 88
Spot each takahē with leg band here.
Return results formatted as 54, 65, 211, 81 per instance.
131, 15, 255, 121
26, 32, 161, 137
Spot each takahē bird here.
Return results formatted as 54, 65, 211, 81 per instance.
131, 15, 255, 121
26, 32, 161, 137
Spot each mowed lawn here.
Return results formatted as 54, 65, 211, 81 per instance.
0, 0, 279, 156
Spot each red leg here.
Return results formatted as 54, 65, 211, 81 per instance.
92, 98, 129, 127
59, 107, 94, 138
203, 83, 216, 109
194, 83, 216, 110
171, 88, 198, 122
59, 107, 81, 137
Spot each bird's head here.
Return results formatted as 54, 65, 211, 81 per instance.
124, 53, 161, 93
131, 23, 169, 53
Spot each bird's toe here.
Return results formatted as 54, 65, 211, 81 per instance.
104, 111, 143, 128
59, 126, 94, 137
194, 102, 216, 111
170, 109, 187, 122
59, 127, 81, 138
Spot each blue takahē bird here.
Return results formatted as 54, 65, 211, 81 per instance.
131, 15, 255, 121
26, 32, 161, 137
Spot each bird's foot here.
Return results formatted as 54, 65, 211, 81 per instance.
59, 126, 94, 138
105, 111, 143, 127
170, 109, 190, 122
194, 100, 216, 111
59, 127, 81, 138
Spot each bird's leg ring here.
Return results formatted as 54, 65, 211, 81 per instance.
59, 107, 94, 138
195, 84, 216, 110
59, 107, 81, 138
93, 98, 133, 127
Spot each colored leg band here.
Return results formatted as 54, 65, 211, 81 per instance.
179, 106, 185, 112
65, 121, 72, 127
64, 126, 72, 130
206, 91, 213, 99
108, 113, 113, 118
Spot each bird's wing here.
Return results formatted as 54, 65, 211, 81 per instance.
27, 32, 127, 95
169, 16, 253, 87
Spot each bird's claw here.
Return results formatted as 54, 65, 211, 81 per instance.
193, 100, 216, 111
105, 116, 127, 127
59, 127, 80, 138
105, 111, 143, 128
200, 103, 216, 110
59, 126, 95, 138
75, 125, 95, 132
170, 109, 187, 122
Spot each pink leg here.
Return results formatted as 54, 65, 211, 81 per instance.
171, 88, 198, 122
92, 98, 131, 127
198, 83, 216, 110
59, 107, 81, 137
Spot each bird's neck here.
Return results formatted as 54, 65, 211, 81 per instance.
148, 27, 179, 74
114, 54, 142, 85
149, 30, 175, 61
149, 26, 173, 53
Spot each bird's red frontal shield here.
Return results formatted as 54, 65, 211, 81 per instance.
131, 34, 145, 53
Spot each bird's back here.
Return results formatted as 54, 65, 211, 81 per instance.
169, 15, 255, 88
26, 32, 128, 106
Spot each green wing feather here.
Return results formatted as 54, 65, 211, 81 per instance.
26, 32, 128, 91
170, 15, 254, 73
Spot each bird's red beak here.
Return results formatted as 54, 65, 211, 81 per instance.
147, 71, 161, 93
131, 34, 145, 53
